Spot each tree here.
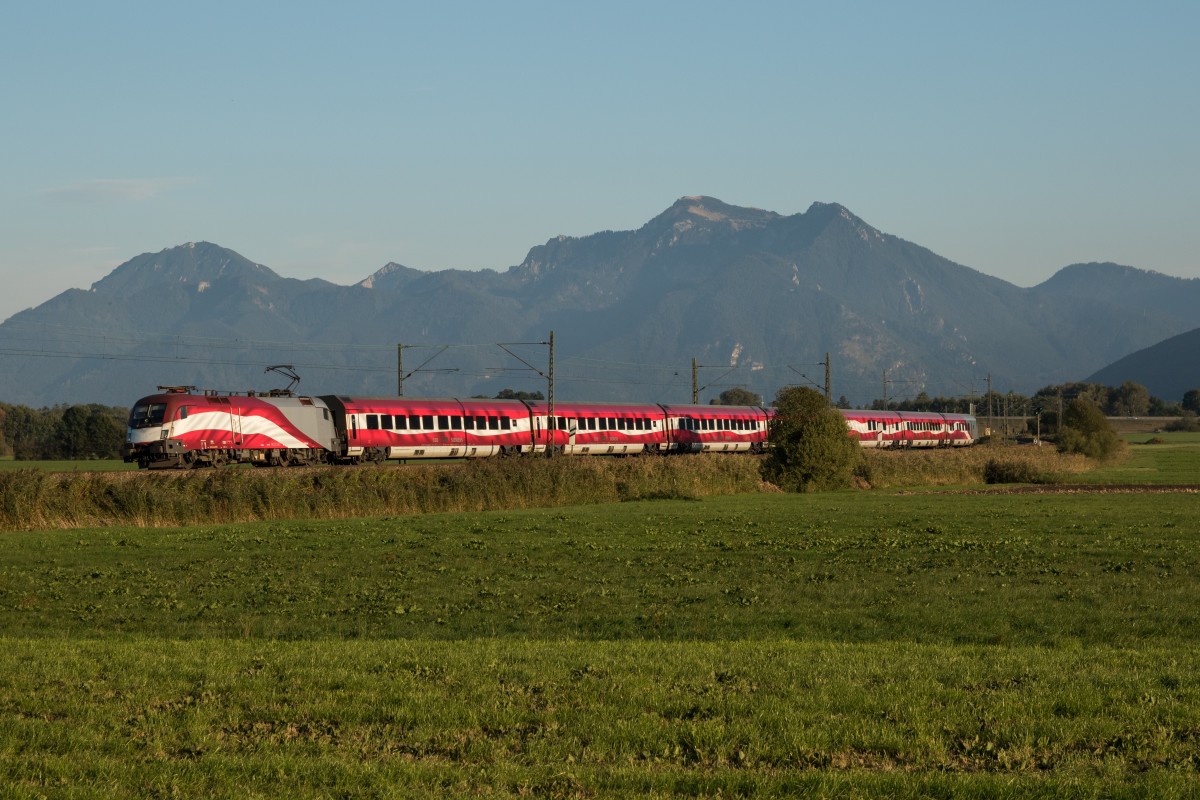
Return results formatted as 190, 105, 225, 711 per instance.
56, 405, 92, 459
2, 405, 58, 460
1183, 389, 1200, 415
494, 389, 545, 401
1056, 398, 1122, 460
761, 386, 863, 492
711, 387, 761, 406
83, 407, 125, 458
1109, 381, 1150, 417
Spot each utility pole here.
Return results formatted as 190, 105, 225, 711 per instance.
986, 373, 993, 436
397, 344, 403, 396
547, 330, 556, 457
692, 357, 698, 404
882, 369, 888, 410
824, 352, 831, 403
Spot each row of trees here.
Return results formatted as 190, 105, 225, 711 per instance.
0, 403, 127, 461
859, 381, 1199, 419
714, 382, 1200, 420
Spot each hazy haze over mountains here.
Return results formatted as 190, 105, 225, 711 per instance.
2, 197, 1199, 409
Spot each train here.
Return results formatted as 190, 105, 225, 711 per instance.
122, 386, 978, 469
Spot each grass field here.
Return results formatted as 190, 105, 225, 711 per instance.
1076, 432, 1200, 485
1, 436, 1198, 797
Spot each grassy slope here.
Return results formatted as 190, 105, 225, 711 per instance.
2, 438, 1198, 797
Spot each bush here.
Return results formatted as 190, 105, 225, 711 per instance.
1164, 413, 1199, 433
1056, 399, 1122, 461
984, 459, 1048, 484
761, 387, 863, 492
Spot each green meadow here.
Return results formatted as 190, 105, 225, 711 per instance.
1, 437, 1198, 797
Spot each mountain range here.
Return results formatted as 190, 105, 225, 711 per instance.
2, 196, 1199, 409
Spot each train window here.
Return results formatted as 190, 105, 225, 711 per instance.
451, 415, 462, 428
323, 408, 329, 420
396, 416, 407, 430
380, 414, 393, 429
464, 416, 474, 430
178, 407, 189, 420
608, 417, 617, 430
587, 418, 596, 431
422, 415, 434, 430
501, 417, 512, 430
558, 416, 566, 430
409, 415, 421, 430
488, 416, 499, 430
635, 418, 644, 431
366, 414, 380, 430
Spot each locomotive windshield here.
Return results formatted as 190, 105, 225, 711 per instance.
128, 402, 167, 429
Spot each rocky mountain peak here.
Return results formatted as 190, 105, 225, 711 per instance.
358, 262, 424, 291
645, 195, 780, 233
89, 241, 278, 297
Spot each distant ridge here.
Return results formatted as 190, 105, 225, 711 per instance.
2, 197, 1199, 407
1087, 327, 1200, 403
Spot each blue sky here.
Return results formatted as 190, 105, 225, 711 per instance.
2, 1, 1197, 323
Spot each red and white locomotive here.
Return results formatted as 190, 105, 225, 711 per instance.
123, 387, 976, 469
